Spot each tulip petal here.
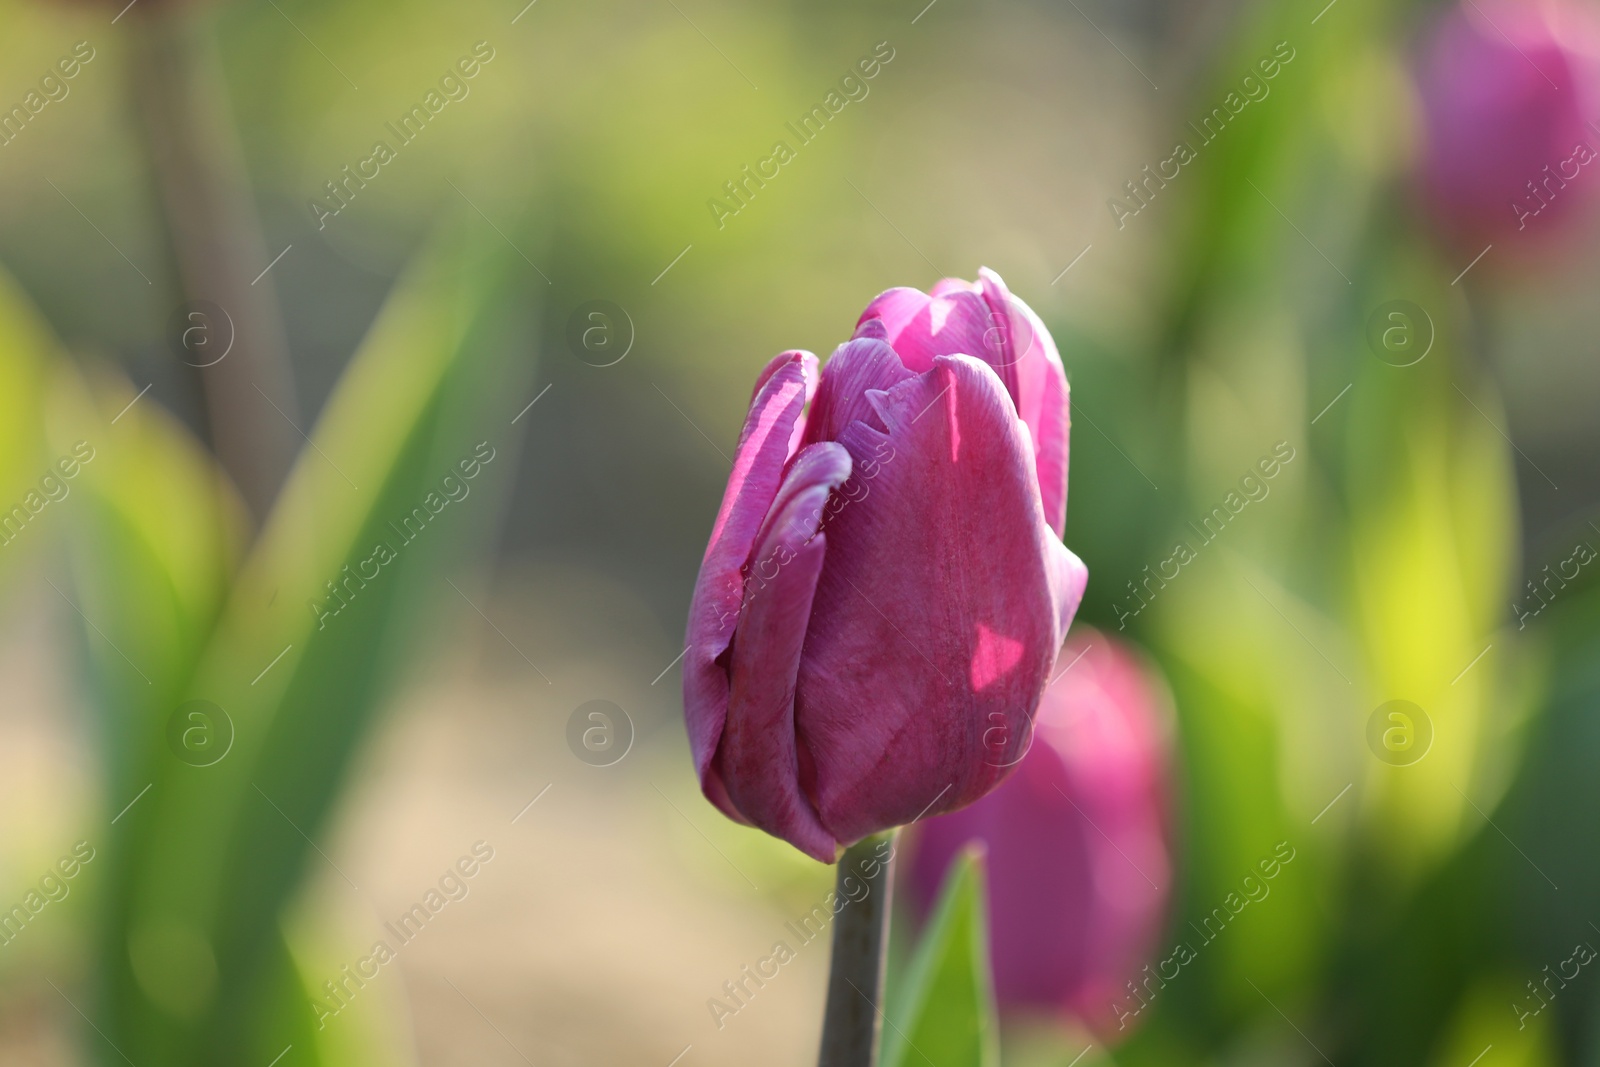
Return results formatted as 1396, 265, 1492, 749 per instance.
715, 442, 853, 862
683, 352, 817, 806
907, 632, 1170, 1029
855, 287, 936, 371
1048, 539, 1090, 641
858, 273, 1071, 534
796, 355, 1068, 846
976, 269, 1070, 534
750, 349, 818, 459
857, 285, 1019, 402
852, 316, 889, 342
802, 336, 916, 447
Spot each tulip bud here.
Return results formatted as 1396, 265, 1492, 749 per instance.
1414, 0, 1600, 249
905, 632, 1172, 1037
683, 269, 1087, 862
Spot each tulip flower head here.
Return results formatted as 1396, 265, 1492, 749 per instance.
683, 269, 1087, 863
906, 632, 1172, 1035
1415, 0, 1600, 248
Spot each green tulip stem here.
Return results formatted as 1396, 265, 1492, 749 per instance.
817, 828, 899, 1067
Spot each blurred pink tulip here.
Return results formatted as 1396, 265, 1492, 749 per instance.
1415, 0, 1600, 248
906, 632, 1172, 1035
683, 268, 1087, 863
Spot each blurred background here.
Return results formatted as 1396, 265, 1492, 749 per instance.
2, 0, 1599, 1063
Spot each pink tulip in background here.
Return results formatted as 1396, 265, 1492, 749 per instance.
1414, 0, 1600, 248
683, 269, 1087, 863
906, 632, 1172, 1036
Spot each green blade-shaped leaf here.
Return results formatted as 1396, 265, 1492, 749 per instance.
884, 847, 999, 1067
0, 268, 244, 824
82, 229, 537, 1067
61, 363, 248, 802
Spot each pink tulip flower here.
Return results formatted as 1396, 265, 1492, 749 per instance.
1415, 0, 1600, 247
683, 269, 1087, 863
906, 632, 1172, 1035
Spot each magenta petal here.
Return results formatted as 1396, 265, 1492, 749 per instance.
1048, 539, 1089, 640
715, 442, 853, 862
977, 269, 1070, 534
751, 349, 818, 404
856, 288, 935, 370
683, 352, 817, 802
802, 337, 916, 447
859, 282, 1021, 412
861, 270, 1070, 532
906, 634, 1170, 1031
749, 349, 818, 458
1416, 2, 1600, 247
852, 316, 889, 342
796, 355, 1067, 846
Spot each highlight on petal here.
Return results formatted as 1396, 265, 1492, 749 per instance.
971, 623, 1026, 692
750, 348, 818, 405
749, 349, 819, 458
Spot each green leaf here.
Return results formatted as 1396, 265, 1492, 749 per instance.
60, 363, 249, 808
79, 229, 537, 1067
883, 846, 999, 1067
